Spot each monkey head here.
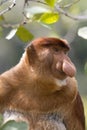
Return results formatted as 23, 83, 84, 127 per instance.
26, 37, 76, 80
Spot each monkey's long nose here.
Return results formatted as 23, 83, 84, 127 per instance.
62, 60, 76, 77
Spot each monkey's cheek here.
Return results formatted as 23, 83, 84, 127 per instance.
62, 60, 76, 77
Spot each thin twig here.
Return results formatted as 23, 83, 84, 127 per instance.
0, 0, 16, 16
64, 23, 78, 43
25, 0, 46, 5
55, 4, 87, 21
60, 0, 80, 8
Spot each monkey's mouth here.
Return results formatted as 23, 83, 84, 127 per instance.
57, 70, 67, 79
52, 68, 67, 80
58, 70, 67, 76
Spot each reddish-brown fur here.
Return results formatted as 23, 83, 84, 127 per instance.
0, 37, 85, 130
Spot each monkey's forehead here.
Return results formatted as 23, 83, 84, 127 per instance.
28, 37, 70, 50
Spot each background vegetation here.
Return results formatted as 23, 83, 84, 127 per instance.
0, 0, 87, 129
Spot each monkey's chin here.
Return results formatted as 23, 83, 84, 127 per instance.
54, 78, 67, 87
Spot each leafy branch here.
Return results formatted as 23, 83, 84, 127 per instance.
55, 4, 87, 21
0, 0, 16, 16
0, 0, 87, 21
0, 0, 87, 42
24, 0, 87, 21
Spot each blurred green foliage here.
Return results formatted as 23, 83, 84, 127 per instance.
16, 26, 34, 42
0, 121, 28, 130
39, 12, 59, 24
45, 0, 57, 7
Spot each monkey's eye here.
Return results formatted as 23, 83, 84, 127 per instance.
53, 47, 59, 52
64, 50, 68, 54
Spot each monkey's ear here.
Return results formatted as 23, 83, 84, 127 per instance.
61, 39, 70, 50
25, 45, 38, 66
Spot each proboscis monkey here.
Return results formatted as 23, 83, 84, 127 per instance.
0, 37, 85, 130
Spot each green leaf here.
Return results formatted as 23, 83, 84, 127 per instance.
6, 28, 17, 40
33, 13, 43, 21
16, 26, 34, 42
78, 27, 87, 39
26, 6, 50, 15
1, 120, 28, 130
40, 12, 59, 24
45, 0, 57, 7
